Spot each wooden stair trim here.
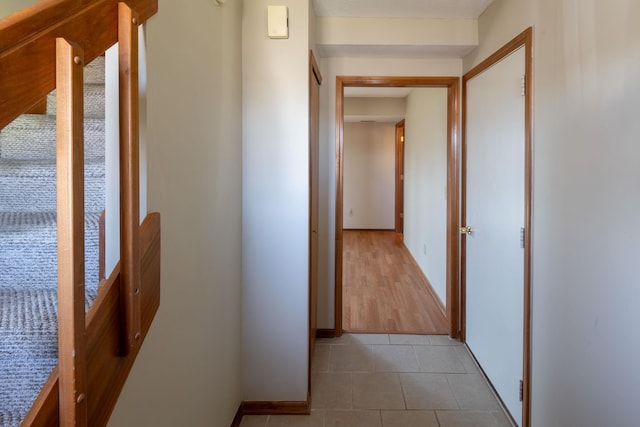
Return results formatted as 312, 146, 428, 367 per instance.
55, 37, 88, 425
118, 2, 142, 356
22, 213, 161, 426
0, 0, 158, 130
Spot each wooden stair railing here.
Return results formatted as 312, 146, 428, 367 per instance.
0, 1, 159, 425
56, 38, 89, 425
118, 3, 142, 356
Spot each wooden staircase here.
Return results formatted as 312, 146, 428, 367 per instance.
0, 1, 160, 425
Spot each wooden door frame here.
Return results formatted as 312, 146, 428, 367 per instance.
335, 76, 461, 338
461, 27, 533, 427
309, 50, 322, 397
394, 119, 405, 236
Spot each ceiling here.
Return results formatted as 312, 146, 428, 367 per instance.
312, 0, 494, 19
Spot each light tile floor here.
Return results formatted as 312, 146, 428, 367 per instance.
240, 334, 512, 427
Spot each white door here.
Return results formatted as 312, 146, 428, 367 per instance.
465, 46, 526, 425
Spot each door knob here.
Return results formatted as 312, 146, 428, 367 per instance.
459, 226, 472, 235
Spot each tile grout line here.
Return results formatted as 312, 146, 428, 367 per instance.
443, 371, 462, 410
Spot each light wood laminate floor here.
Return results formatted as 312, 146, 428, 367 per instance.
343, 230, 448, 334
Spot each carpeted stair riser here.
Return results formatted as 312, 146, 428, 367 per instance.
0, 158, 105, 212
0, 115, 105, 160
46, 84, 105, 119
84, 56, 105, 86
0, 212, 101, 289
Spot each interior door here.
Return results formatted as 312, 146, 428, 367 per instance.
464, 46, 526, 425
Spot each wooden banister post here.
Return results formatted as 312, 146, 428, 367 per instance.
56, 37, 88, 426
118, 2, 142, 356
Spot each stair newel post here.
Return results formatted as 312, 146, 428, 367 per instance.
118, 2, 142, 356
56, 38, 88, 426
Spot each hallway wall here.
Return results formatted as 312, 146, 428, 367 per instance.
464, 1, 640, 425
403, 88, 448, 305
108, 0, 243, 425
343, 122, 396, 230
242, 0, 313, 402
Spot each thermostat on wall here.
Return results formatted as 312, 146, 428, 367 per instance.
268, 5, 289, 39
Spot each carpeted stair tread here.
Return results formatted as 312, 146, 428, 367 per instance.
0, 114, 105, 160
0, 287, 58, 357
46, 84, 105, 118
0, 354, 58, 427
0, 286, 98, 352
0, 157, 104, 177
0, 158, 105, 212
0, 212, 101, 288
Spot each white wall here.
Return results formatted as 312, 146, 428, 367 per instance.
242, 0, 311, 402
344, 97, 406, 118
465, 1, 640, 426
108, 0, 243, 425
317, 56, 461, 328
343, 122, 395, 230
316, 16, 478, 57
403, 88, 448, 304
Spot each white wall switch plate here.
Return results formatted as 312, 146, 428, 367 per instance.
268, 5, 289, 39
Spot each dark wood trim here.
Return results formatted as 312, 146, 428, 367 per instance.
308, 48, 322, 400
335, 76, 460, 339
229, 405, 244, 427
343, 228, 395, 232
0, 0, 157, 130
55, 38, 88, 425
334, 77, 345, 337
118, 2, 142, 356
316, 328, 336, 339
0, 0, 157, 53
394, 119, 405, 235
461, 27, 533, 427
241, 395, 311, 416
446, 78, 461, 339
25, 97, 48, 114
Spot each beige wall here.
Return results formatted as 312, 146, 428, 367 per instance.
108, 0, 243, 425
0, 0, 40, 18
465, 1, 640, 425
344, 97, 407, 119
403, 88, 448, 305
343, 122, 396, 230
242, 0, 311, 402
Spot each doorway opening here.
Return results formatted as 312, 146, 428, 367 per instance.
334, 76, 460, 338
